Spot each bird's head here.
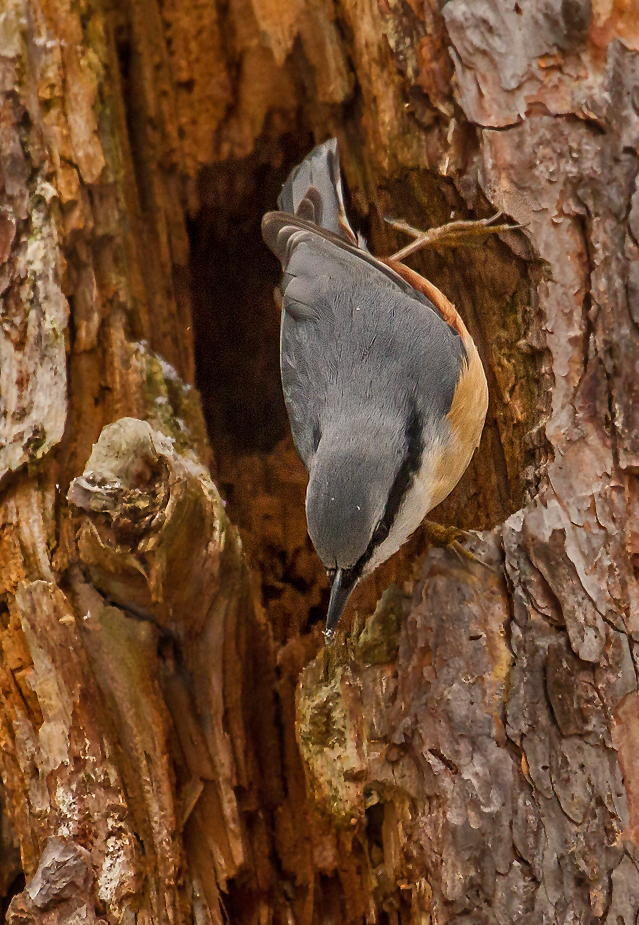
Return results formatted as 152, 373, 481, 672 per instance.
305, 417, 422, 637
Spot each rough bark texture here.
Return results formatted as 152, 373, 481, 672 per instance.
1, 0, 638, 923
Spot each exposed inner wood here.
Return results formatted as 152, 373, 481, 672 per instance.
1, 0, 637, 921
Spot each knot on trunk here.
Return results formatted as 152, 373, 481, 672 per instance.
68, 417, 230, 633
7, 837, 99, 925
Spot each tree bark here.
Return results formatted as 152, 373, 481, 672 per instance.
1, 0, 638, 922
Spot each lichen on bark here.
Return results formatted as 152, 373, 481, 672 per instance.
1, 0, 639, 921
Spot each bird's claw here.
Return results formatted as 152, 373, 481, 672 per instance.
422, 520, 469, 546
385, 213, 526, 262
422, 520, 496, 571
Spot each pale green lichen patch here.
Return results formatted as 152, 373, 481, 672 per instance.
130, 341, 210, 463
297, 661, 366, 824
354, 585, 406, 665
296, 583, 406, 820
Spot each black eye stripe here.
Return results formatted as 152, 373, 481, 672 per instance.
312, 422, 321, 452
351, 401, 424, 577
372, 521, 389, 544
383, 401, 423, 532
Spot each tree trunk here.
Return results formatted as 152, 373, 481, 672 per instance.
1, 0, 638, 922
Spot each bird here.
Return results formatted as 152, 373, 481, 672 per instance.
262, 139, 509, 640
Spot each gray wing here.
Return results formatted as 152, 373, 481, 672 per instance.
276, 229, 466, 471
262, 212, 438, 312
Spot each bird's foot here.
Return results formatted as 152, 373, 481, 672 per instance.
386, 213, 525, 262
422, 520, 471, 548
422, 520, 496, 570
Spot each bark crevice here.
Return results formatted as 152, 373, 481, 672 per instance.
1, 0, 638, 921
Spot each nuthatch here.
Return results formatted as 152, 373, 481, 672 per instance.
262, 140, 510, 639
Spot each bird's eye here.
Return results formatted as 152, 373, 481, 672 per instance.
372, 521, 389, 545
326, 568, 336, 584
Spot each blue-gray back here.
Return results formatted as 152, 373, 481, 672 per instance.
279, 230, 466, 470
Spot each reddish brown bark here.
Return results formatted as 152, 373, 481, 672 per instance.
1, 0, 638, 922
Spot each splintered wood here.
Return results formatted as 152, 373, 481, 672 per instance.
1, 0, 638, 921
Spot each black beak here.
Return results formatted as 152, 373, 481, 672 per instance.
325, 568, 358, 640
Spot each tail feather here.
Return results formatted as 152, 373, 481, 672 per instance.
278, 139, 356, 243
